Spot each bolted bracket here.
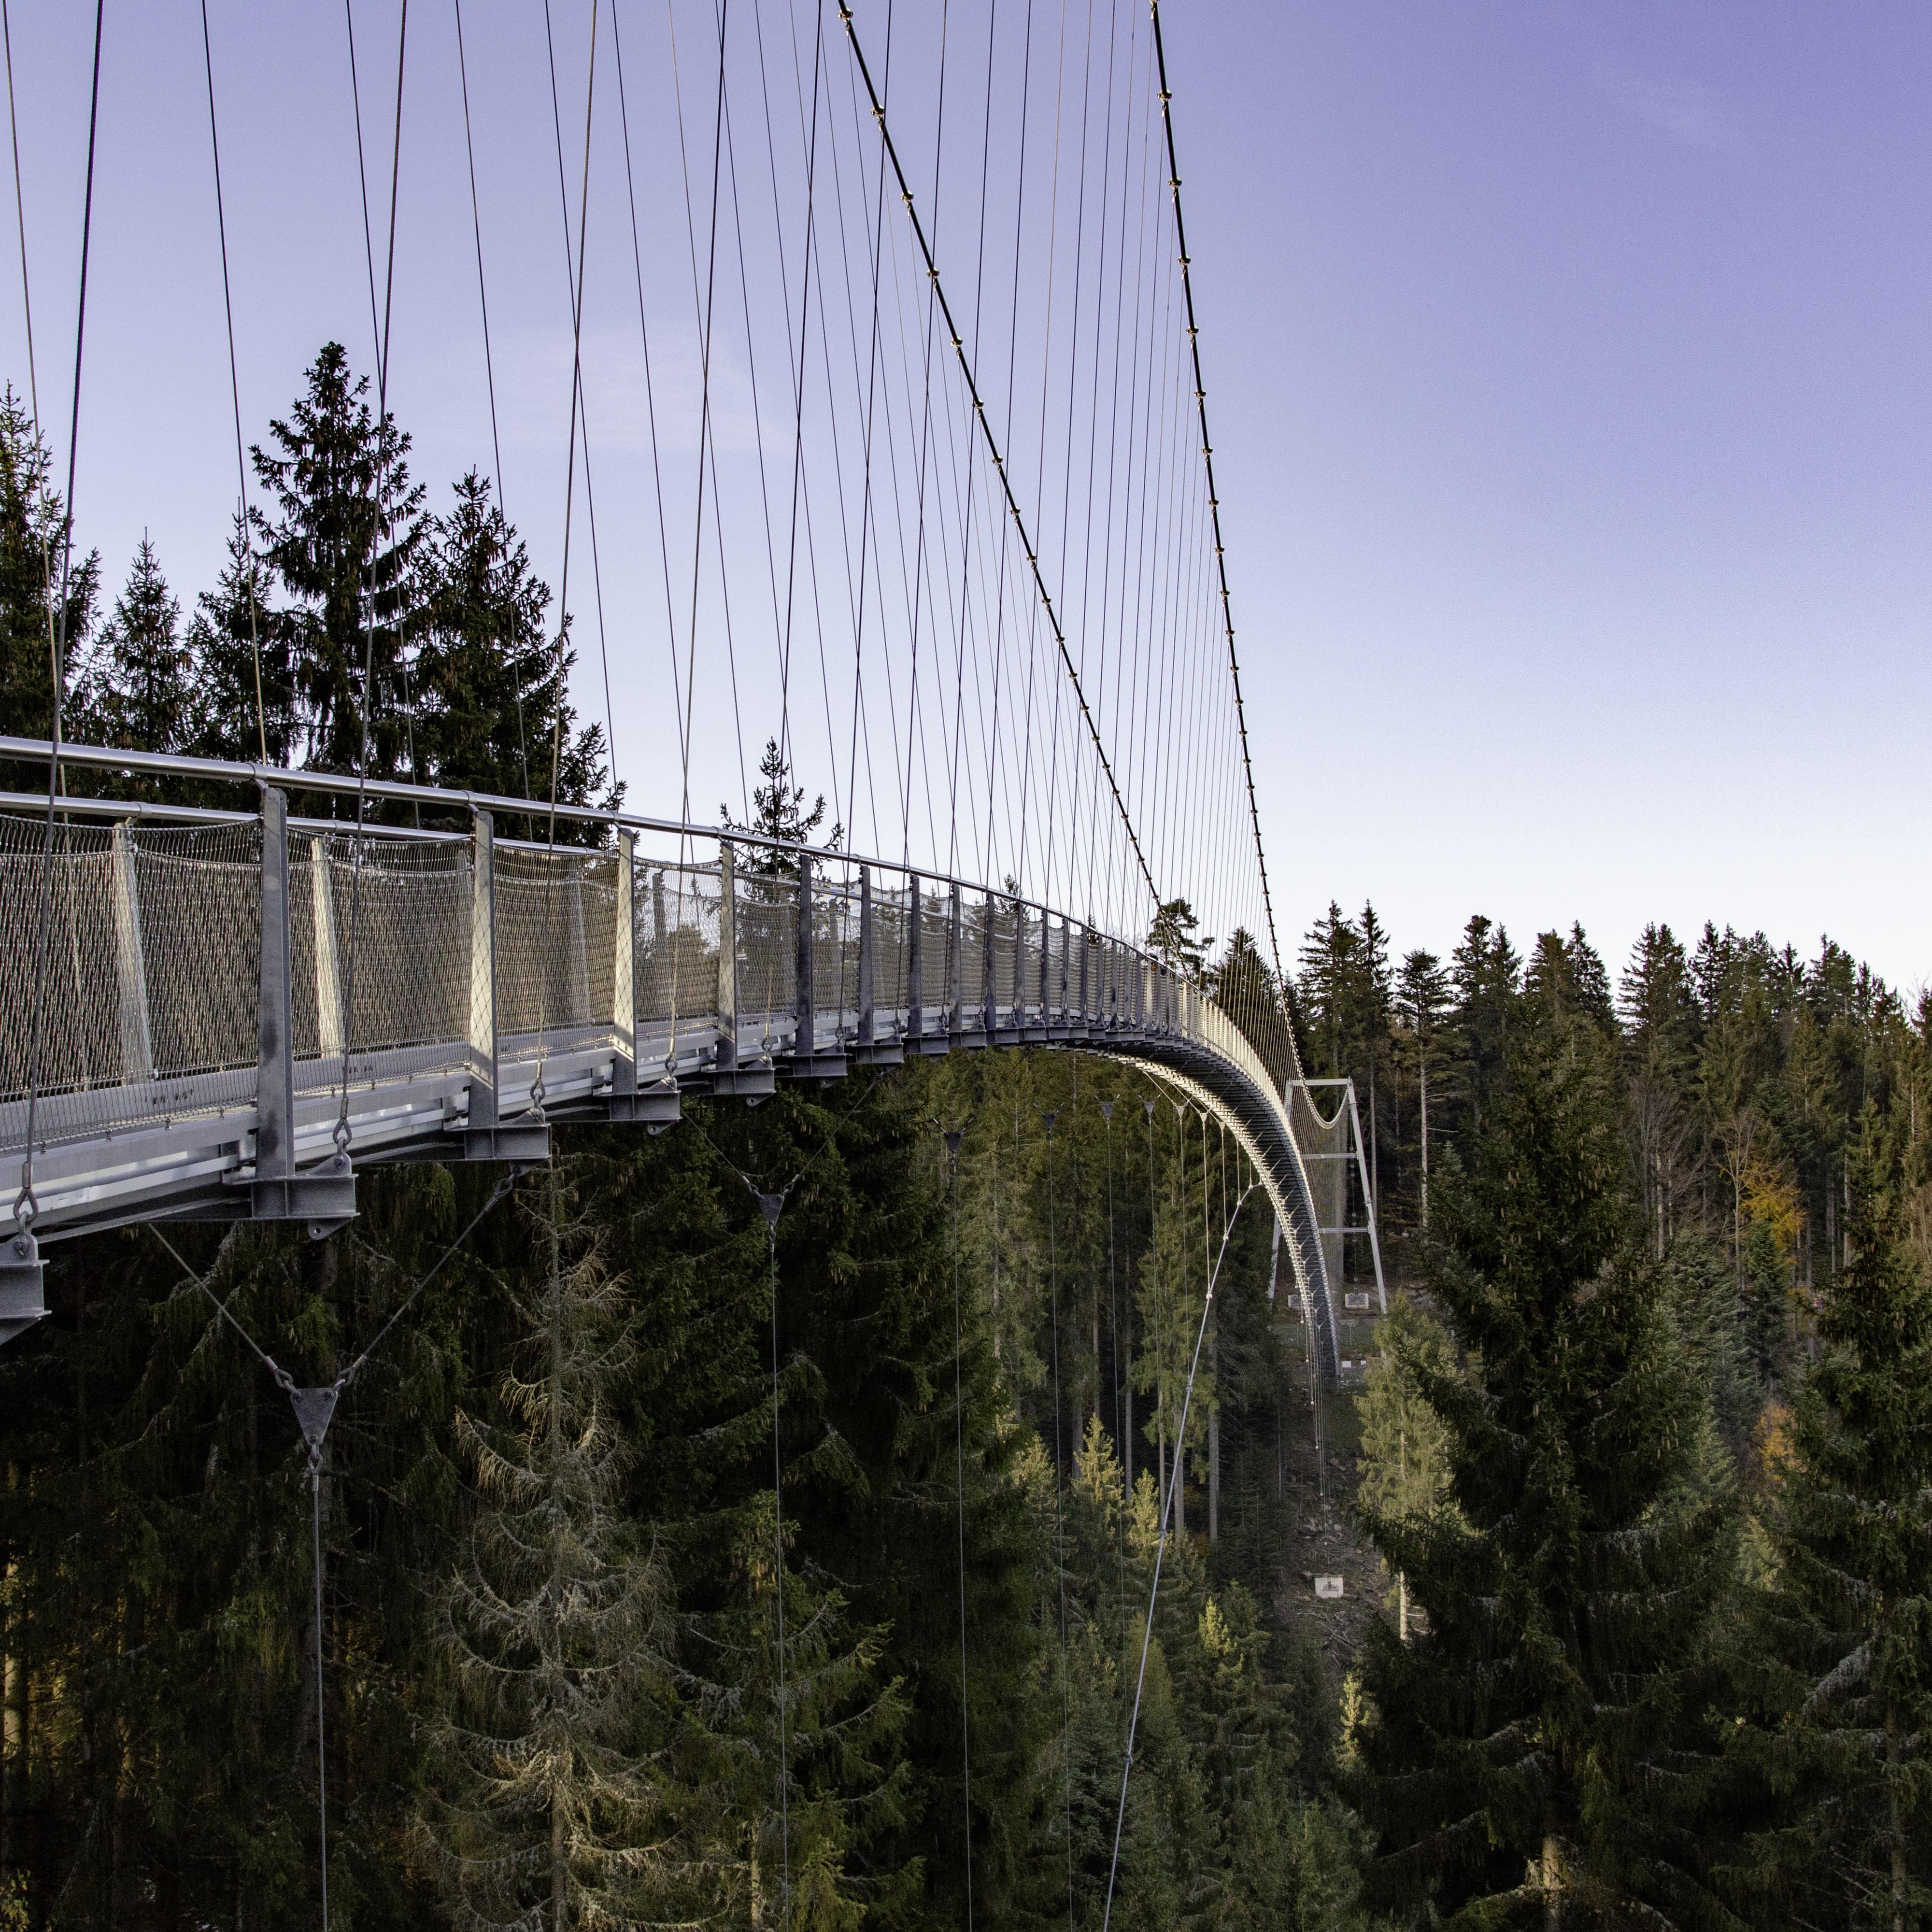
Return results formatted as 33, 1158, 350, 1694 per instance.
0, 1228, 47, 1347
250, 1149, 358, 1241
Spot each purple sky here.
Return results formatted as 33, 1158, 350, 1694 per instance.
4, 3, 1926, 990
1169, 3, 1931, 991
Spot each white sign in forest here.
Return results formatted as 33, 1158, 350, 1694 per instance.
1314, 1575, 1345, 1600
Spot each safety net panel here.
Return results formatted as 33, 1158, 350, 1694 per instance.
633, 855, 722, 1047
0, 814, 263, 1156
494, 844, 620, 1042
293, 830, 470, 1093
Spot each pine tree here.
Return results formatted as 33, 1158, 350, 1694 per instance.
72, 538, 201, 776
724, 736, 840, 877
1353, 1293, 1456, 1641
419, 1171, 678, 1930
1148, 897, 1210, 983
0, 384, 97, 773
1396, 950, 1451, 1229
1448, 914, 1520, 1130
413, 470, 615, 826
1350, 1016, 1737, 1927
188, 512, 298, 764
252, 342, 426, 778
1737, 1108, 1932, 1930
1298, 903, 1366, 1079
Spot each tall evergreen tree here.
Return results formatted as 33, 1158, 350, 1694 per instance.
1350, 1017, 1737, 1927
72, 538, 200, 772
0, 385, 97, 779
420, 1171, 677, 1929
1735, 1108, 1932, 1930
252, 342, 426, 778
1396, 949, 1452, 1229
413, 470, 615, 827
188, 512, 297, 765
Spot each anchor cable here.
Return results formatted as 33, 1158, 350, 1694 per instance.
1101, 1179, 1257, 1929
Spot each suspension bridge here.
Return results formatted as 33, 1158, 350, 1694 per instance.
0, 0, 1349, 1374
0, 3, 1378, 1920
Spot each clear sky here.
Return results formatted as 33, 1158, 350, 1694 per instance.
3, 3, 1926, 992
1165, 3, 1931, 992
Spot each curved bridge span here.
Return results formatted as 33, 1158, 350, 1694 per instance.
0, 738, 1337, 1370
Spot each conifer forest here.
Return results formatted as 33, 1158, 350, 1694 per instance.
2, 353, 1929, 1932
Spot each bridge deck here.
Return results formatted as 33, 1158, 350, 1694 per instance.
0, 746, 1337, 1372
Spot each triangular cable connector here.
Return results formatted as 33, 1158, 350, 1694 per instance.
287, 1384, 340, 1459
757, 1192, 785, 1232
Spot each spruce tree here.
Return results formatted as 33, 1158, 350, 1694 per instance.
1353, 1293, 1456, 1642
420, 1170, 677, 1929
72, 538, 201, 777
188, 512, 297, 765
1736, 1108, 1932, 1930
1396, 950, 1451, 1229
413, 470, 615, 826
1350, 1017, 1737, 1928
252, 342, 426, 778
0, 384, 97, 778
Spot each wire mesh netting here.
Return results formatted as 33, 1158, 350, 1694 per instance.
493, 844, 620, 1042
733, 868, 796, 1045
810, 876, 861, 1036
634, 857, 722, 1047
292, 830, 471, 1093
870, 881, 912, 1020
0, 814, 263, 1156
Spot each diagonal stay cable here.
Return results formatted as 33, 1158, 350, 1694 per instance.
681, 1069, 882, 1932
1101, 1176, 1256, 1930
149, 1162, 519, 1932
835, 1, 1158, 913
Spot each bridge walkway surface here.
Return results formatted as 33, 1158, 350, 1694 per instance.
0, 738, 1338, 1372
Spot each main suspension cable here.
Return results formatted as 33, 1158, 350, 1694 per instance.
838, 0, 1158, 912
1145, 0, 1284, 1003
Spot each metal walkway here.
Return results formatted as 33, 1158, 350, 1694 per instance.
0, 737, 1337, 1368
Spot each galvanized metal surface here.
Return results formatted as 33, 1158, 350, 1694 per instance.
0, 739, 1336, 1361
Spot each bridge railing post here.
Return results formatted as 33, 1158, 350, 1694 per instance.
906, 870, 923, 1047
794, 852, 815, 1061
468, 809, 500, 1136
716, 842, 738, 1073
109, 822, 154, 1084
857, 865, 875, 1048
986, 892, 1001, 1037
947, 882, 963, 1037
611, 829, 637, 1106
246, 785, 353, 1234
